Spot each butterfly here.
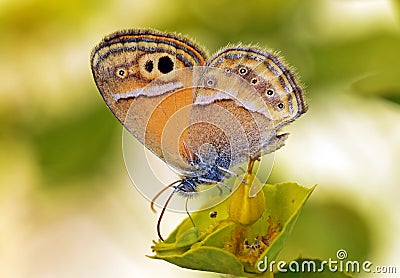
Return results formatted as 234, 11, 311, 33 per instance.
90, 29, 307, 240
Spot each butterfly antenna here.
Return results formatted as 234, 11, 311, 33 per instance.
185, 198, 195, 227
150, 180, 180, 213
157, 190, 176, 241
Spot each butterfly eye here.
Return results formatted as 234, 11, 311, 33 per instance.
277, 103, 284, 109
266, 89, 274, 96
239, 67, 247, 75
116, 68, 128, 79
251, 78, 258, 84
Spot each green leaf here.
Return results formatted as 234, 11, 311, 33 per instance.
154, 247, 245, 276
150, 182, 316, 277
253, 184, 316, 273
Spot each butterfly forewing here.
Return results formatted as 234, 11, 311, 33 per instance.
90, 30, 207, 164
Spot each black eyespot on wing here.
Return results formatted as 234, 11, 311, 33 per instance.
145, 60, 154, 73
158, 56, 174, 74
251, 78, 257, 84
116, 68, 127, 78
239, 67, 247, 75
266, 89, 274, 96
206, 78, 215, 87
277, 103, 284, 109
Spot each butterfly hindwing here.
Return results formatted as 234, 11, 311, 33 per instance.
190, 46, 307, 162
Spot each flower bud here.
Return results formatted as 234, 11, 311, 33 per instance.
227, 174, 265, 225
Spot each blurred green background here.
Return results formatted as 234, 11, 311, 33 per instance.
1, 0, 399, 277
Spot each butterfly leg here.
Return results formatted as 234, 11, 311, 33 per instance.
185, 198, 195, 227
197, 177, 231, 192
216, 166, 247, 184
215, 184, 223, 196
236, 166, 246, 174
